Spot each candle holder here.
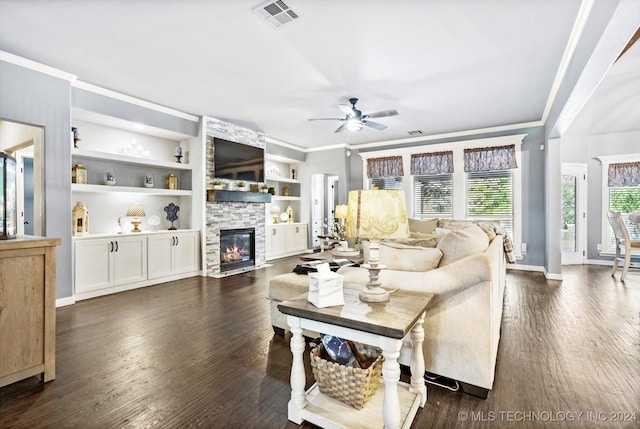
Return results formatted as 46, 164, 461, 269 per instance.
175, 154, 183, 163
359, 240, 389, 303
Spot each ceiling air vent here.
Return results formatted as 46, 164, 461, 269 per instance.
254, 0, 299, 28
408, 130, 423, 136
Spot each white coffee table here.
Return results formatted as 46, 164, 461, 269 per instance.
278, 284, 432, 429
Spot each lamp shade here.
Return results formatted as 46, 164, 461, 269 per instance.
334, 204, 348, 219
126, 203, 146, 217
345, 189, 409, 240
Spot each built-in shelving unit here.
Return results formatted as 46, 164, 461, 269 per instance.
265, 155, 302, 223
72, 148, 193, 170
71, 184, 193, 196
71, 110, 196, 234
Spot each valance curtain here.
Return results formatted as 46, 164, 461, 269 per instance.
367, 156, 404, 178
463, 144, 518, 172
410, 151, 454, 175
608, 162, 640, 187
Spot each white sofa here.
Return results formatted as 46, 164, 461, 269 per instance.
268, 221, 508, 398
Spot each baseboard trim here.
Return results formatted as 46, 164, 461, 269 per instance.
544, 271, 563, 281
56, 296, 76, 308
507, 264, 545, 272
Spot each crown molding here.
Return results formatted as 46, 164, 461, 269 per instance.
0, 50, 77, 81
72, 80, 199, 122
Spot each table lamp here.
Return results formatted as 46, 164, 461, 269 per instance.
271, 205, 281, 224
333, 204, 348, 240
126, 203, 146, 233
345, 189, 409, 302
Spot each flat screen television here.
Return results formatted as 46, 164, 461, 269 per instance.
213, 138, 264, 182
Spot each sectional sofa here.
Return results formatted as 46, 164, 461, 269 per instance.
268, 219, 512, 398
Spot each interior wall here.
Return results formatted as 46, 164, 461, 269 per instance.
299, 147, 349, 242
0, 59, 73, 300
565, 129, 640, 261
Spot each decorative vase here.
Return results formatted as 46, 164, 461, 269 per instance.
104, 171, 116, 186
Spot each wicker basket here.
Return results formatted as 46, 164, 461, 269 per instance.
309, 343, 384, 410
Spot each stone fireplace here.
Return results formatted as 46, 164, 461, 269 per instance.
206, 199, 266, 277
219, 227, 255, 272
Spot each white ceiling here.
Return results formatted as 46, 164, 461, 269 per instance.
0, 0, 630, 149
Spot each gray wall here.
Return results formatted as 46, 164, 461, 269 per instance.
564, 129, 640, 262
266, 140, 305, 163
0, 59, 73, 299
72, 88, 200, 137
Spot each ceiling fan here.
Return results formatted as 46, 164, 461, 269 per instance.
308, 98, 399, 133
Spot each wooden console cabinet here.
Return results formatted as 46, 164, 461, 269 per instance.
0, 236, 61, 387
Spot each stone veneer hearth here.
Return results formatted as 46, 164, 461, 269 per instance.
206, 201, 266, 276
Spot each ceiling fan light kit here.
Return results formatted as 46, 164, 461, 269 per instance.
309, 98, 398, 133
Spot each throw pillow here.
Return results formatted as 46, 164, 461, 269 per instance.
406, 232, 446, 248
408, 218, 438, 234
437, 219, 474, 231
436, 224, 489, 267
378, 241, 443, 272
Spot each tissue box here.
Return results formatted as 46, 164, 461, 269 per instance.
308, 271, 344, 308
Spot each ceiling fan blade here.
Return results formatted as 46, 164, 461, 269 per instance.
308, 118, 344, 121
363, 120, 387, 131
334, 123, 348, 133
338, 104, 354, 116
364, 109, 399, 119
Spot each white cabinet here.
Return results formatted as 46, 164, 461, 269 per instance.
148, 231, 199, 279
74, 235, 147, 295
286, 223, 307, 253
74, 231, 200, 300
266, 223, 308, 260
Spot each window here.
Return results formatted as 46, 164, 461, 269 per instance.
608, 186, 640, 248
370, 176, 403, 190
361, 134, 524, 259
413, 174, 453, 219
466, 170, 514, 237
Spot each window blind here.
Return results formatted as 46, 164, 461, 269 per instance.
413, 174, 453, 219
466, 170, 514, 237
370, 177, 403, 190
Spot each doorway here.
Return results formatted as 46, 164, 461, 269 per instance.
561, 163, 587, 265
0, 119, 44, 236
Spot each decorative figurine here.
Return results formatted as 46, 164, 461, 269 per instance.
72, 127, 81, 148
164, 202, 180, 230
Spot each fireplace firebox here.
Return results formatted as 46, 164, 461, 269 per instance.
220, 228, 255, 272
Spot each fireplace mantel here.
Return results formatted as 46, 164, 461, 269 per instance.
207, 190, 272, 203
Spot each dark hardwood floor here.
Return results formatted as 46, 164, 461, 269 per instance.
1, 258, 639, 428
